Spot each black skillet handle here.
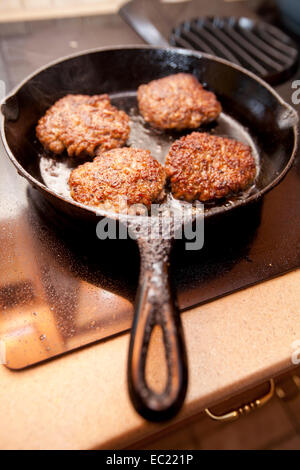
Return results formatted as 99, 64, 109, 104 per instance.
128, 237, 188, 421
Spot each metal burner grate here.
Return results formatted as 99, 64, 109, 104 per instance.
170, 17, 298, 84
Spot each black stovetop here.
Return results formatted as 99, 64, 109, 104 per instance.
0, 0, 299, 368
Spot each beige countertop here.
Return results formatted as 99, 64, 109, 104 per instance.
0, 268, 299, 450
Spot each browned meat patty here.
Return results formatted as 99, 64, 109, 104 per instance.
137, 73, 221, 130
165, 132, 257, 202
36, 94, 130, 158
69, 148, 166, 213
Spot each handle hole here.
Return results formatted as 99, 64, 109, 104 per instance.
145, 325, 168, 395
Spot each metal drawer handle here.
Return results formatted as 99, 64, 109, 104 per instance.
204, 379, 275, 423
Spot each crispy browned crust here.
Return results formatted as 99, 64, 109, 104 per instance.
165, 132, 257, 202
69, 148, 166, 212
36, 94, 130, 158
137, 73, 221, 130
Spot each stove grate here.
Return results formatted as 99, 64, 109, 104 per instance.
170, 16, 298, 84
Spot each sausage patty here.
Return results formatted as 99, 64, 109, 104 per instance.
137, 73, 221, 130
165, 132, 256, 202
69, 148, 166, 213
36, 94, 130, 158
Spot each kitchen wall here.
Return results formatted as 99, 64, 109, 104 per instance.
0, 0, 127, 21
0, 0, 190, 22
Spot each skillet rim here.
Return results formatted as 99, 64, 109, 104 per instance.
0, 45, 298, 221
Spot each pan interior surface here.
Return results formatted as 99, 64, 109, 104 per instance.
2, 48, 297, 220
39, 90, 260, 214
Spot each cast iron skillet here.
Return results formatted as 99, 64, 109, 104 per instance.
1, 46, 298, 422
